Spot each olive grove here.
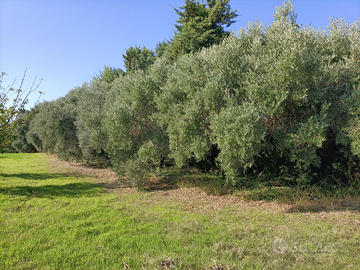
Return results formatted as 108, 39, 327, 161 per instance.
8, 1, 360, 188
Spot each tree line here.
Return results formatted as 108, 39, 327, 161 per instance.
4, 0, 360, 189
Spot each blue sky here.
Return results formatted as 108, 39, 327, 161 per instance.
1, 0, 359, 107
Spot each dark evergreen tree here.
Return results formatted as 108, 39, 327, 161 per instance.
167, 0, 238, 61
122, 46, 156, 73
155, 41, 170, 58
97, 66, 124, 84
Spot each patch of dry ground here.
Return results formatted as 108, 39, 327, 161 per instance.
47, 154, 119, 183
46, 154, 360, 229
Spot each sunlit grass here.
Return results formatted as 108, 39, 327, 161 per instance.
0, 154, 359, 269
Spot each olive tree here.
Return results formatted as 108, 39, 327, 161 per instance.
155, 0, 360, 184
104, 56, 172, 188
28, 90, 83, 161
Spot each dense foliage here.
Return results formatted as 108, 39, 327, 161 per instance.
8, 1, 360, 188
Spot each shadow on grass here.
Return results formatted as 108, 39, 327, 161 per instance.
0, 173, 64, 181
284, 195, 360, 213
157, 167, 360, 213
286, 203, 360, 213
144, 176, 179, 191
0, 182, 106, 198
235, 184, 360, 213
156, 166, 234, 195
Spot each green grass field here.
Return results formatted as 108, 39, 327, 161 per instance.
0, 153, 359, 269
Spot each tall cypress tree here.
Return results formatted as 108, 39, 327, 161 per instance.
167, 0, 238, 61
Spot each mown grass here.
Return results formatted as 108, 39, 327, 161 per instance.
1, 154, 360, 269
